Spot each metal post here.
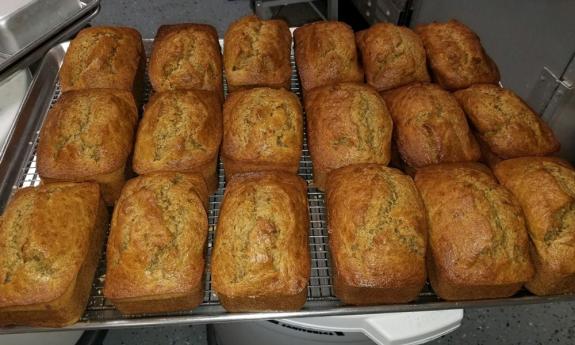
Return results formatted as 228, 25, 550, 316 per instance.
327, 0, 338, 20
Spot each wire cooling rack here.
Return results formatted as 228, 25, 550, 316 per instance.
2, 39, 573, 333
10, 39, 341, 324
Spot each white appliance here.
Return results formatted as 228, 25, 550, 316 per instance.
213, 309, 463, 345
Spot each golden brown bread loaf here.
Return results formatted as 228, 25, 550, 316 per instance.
222, 87, 303, 179
381, 82, 480, 169
294, 21, 363, 95
414, 163, 534, 300
224, 15, 292, 92
326, 164, 427, 305
415, 20, 500, 90
37, 89, 138, 205
132, 90, 222, 193
104, 173, 208, 315
305, 82, 393, 190
59, 26, 145, 96
494, 157, 575, 296
149, 24, 223, 101
356, 23, 430, 92
454, 84, 559, 159
212, 171, 310, 312
0, 182, 107, 327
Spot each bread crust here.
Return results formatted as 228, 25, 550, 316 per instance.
212, 171, 310, 312
224, 16, 292, 92
59, 26, 144, 93
133, 89, 222, 193
381, 82, 480, 169
415, 20, 499, 90
414, 162, 534, 300
356, 23, 429, 92
306, 82, 393, 190
454, 84, 559, 159
294, 21, 363, 95
104, 172, 208, 315
222, 87, 303, 179
327, 164, 427, 305
149, 24, 223, 101
0, 182, 107, 327
494, 157, 575, 296
37, 89, 138, 205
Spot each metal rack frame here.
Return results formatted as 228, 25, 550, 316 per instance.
0, 39, 574, 334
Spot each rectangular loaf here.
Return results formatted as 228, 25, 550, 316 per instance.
414, 162, 534, 300
415, 20, 499, 90
294, 21, 363, 95
222, 87, 303, 179
149, 24, 223, 101
224, 15, 292, 92
132, 89, 222, 193
356, 23, 430, 92
381, 82, 480, 169
327, 164, 427, 305
454, 84, 559, 159
0, 182, 107, 327
104, 172, 209, 315
212, 171, 310, 312
59, 26, 145, 101
305, 82, 393, 190
37, 89, 138, 205
494, 157, 575, 296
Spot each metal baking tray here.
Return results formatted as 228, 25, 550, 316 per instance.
0, 0, 100, 75
0, 38, 573, 334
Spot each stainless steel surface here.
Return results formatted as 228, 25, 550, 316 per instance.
0, 6, 99, 81
410, 0, 575, 102
1, 38, 574, 334
254, 0, 338, 20
529, 67, 564, 115
542, 54, 575, 164
351, 0, 408, 24
0, 68, 32, 160
0, 0, 99, 74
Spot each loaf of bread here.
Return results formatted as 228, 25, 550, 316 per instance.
454, 84, 559, 159
327, 164, 427, 305
0, 182, 107, 327
212, 171, 310, 312
294, 21, 363, 95
305, 82, 393, 190
415, 20, 499, 90
104, 172, 208, 315
224, 15, 292, 92
356, 23, 430, 92
494, 157, 575, 296
59, 26, 145, 97
222, 87, 303, 179
414, 163, 534, 300
149, 24, 223, 100
381, 82, 480, 169
133, 89, 222, 193
37, 89, 138, 205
